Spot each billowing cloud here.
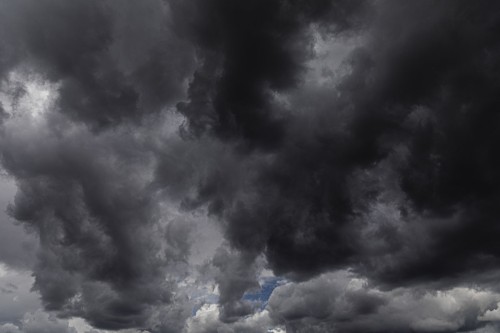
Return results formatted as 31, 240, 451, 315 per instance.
1, 0, 500, 332
0, 310, 77, 333
0, 0, 195, 127
173, 0, 368, 148
268, 271, 500, 333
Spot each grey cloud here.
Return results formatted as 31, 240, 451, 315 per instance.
0, 110, 198, 330
0, 266, 40, 326
0, 324, 22, 333
211, 248, 261, 323
0, 0, 195, 128
268, 271, 500, 333
3, 0, 500, 332
0, 310, 77, 333
21, 310, 77, 333
181, 0, 500, 293
0, 176, 37, 269
466, 324, 500, 333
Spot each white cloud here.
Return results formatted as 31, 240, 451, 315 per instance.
185, 304, 280, 333
0, 67, 59, 120
479, 302, 500, 322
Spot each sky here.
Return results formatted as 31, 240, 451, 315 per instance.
1, 0, 500, 332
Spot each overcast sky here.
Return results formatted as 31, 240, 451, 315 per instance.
2, 0, 500, 332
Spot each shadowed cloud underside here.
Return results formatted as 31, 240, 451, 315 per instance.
1, 1, 500, 333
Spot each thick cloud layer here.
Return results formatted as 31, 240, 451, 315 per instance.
268, 271, 500, 333
2, 0, 500, 332
0, 0, 194, 127
174, 0, 368, 148
190, 0, 500, 285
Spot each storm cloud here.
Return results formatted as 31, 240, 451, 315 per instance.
2, 0, 500, 332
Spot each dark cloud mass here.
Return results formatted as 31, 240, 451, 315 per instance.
174, 0, 367, 149
2, 0, 500, 332
0, 0, 194, 128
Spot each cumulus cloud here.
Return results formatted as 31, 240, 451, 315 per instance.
268, 271, 500, 333
0, 176, 37, 269
185, 304, 275, 333
1, 0, 500, 332
0, 309, 77, 333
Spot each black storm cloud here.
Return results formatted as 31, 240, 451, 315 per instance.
2, 1, 500, 333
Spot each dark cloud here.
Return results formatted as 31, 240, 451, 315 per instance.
175, 0, 368, 149
0, 177, 37, 269
211, 248, 260, 322
0, 110, 197, 330
0, 0, 194, 128
186, 0, 500, 289
3, 0, 500, 332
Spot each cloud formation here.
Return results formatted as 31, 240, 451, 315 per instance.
268, 271, 500, 333
2, 0, 500, 332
